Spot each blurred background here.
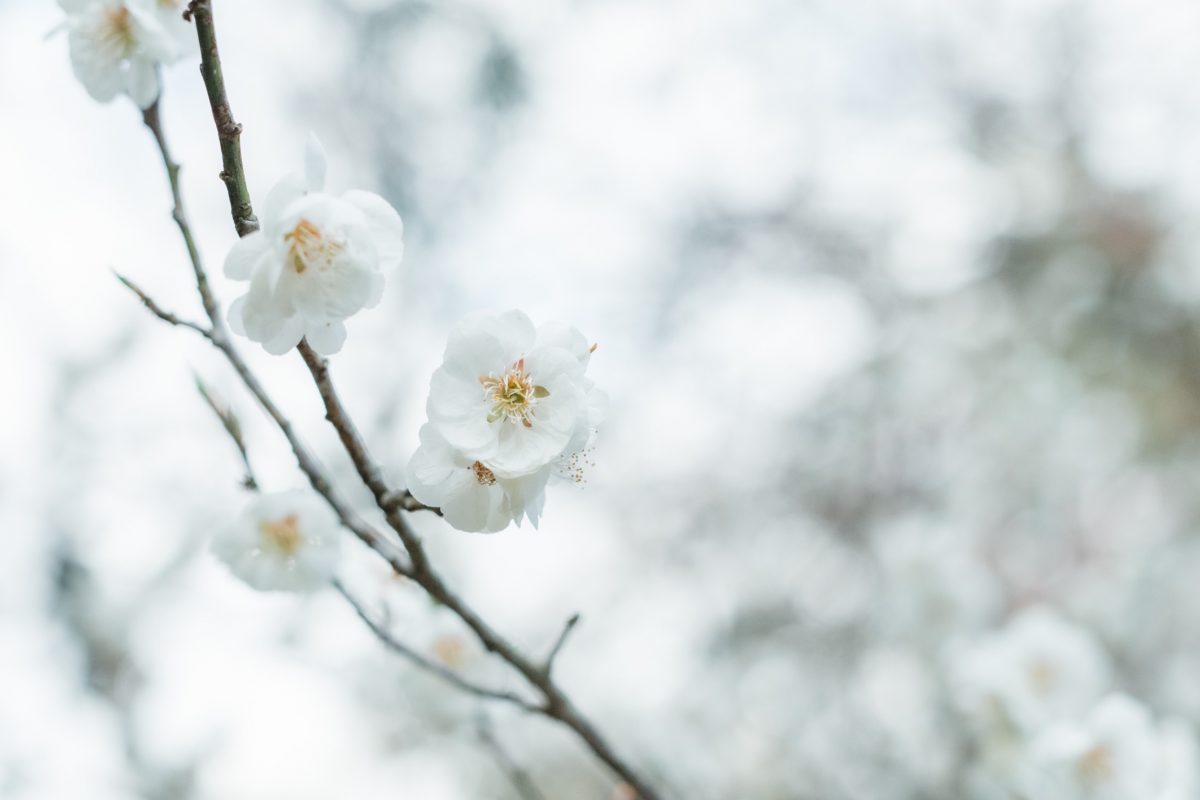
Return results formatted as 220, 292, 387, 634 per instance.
5, 0, 1200, 797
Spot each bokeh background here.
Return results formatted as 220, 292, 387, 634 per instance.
5, 0, 1200, 797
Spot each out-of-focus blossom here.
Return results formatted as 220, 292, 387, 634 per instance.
1018, 694, 1194, 800
225, 136, 404, 355
873, 519, 1001, 646
423, 310, 603, 478
404, 424, 549, 532
57, 0, 189, 108
211, 490, 342, 592
949, 606, 1112, 736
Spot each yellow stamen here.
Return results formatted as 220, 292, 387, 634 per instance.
479, 357, 548, 427
471, 461, 497, 486
259, 514, 303, 556
283, 218, 343, 274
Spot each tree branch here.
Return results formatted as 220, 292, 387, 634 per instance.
294, 310, 665, 800
184, 0, 258, 237
141, 98, 223, 324
134, 5, 667, 798
542, 613, 581, 677
194, 374, 259, 490
476, 714, 550, 800
114, 272, 212, 338
334, 580, 542, 713
136, 89, 414, 581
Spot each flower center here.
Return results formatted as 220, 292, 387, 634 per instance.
99, 6, 136, 56
1076, 744, 1113, 784
259, 514, 304, 556
1027, 658, 1057, 694
471, 461, 497, 485
479, 358, 549, 428
284, 218, 344, 274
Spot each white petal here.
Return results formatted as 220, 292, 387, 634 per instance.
487, 310, 537, 358
305, 133, 327, 192
262, 315, 305, 355
441, 471, 501, 533
261, 173, 306, 231
226, 295, 247, 335
67, 27, 123, 103
223, 232, 268, 280
524, 346, 584, 385
342, 190, 405, 271
404, 432, 457, 507
535, 321, 591, 364
304, 320, 347, 355
126, 60, 161, 108
364, 272, 386, 309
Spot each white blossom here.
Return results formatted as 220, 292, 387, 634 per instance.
1019, 694, 1162, 800
949, 606, 1112, 737
225, 136, 404, 355
211, 490, 342, 592
58, 0, 189, 109
405, 424, 549, 533
424, 310, 604, 478
873, 519, 1001, 645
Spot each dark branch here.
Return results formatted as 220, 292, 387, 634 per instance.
142, 6, 668, 798
476, 714, 549, 800
334, 580, 542, 713
542, 613, 581, 677
138, 84, 414, 580
194, 375, 258, 490
185, 0, 259, 236
141, 98, 222, 324
114, 272, 211, 337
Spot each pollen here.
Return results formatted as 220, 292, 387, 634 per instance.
284, 218, 344, 274
1076, 744, 1114, 784
1028, 659, 1057, 694
479, 357, 549, 427
259, 513, 304, 556
471, 461, 497, 486
99, 6, 136, 57
556, 445, 595, 486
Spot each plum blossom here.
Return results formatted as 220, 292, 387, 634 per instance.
424, 310, 604, 478
211, 490, 341, 592
57, 0, 190, 109
224, 136, 404, 355
873, 519, 1001, 645
949, 606, 1112, 737
405, 424, 549, 533
1018, 694, 1186, 800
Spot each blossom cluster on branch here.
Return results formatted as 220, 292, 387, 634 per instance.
56, 0, 191, 108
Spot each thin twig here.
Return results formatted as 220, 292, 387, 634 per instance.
334, 580, 542, 713
141, 98, 223, 325
184, 0, 258, 236
296, 337, 666, 800
144, 5, 667, 798
114, 272, 212, 338
380, 488, 442, 515
136, 88, 414, 581
476, 714, 550, 800
194, 375, 258, 489
542, 613, 581, 677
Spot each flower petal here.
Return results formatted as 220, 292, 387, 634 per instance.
223, 232, 268, 280
342, 190, 405, 271
305, 133, 327, 192
303, 319, 347, 355
441, 470, 501, 533
262, 315, 305, 355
